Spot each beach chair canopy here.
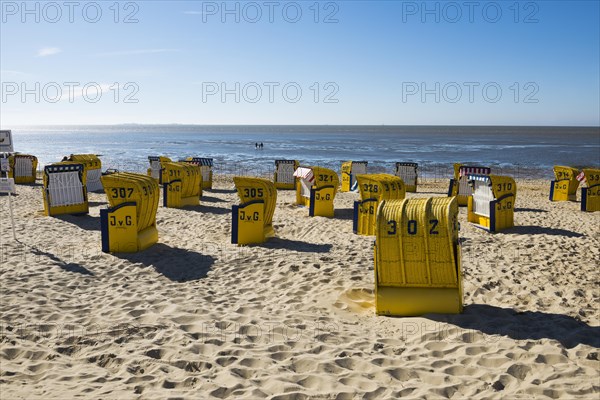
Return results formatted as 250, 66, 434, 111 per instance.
374, 197, 463, 316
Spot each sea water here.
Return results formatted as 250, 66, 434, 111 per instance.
9, 125, 600, 180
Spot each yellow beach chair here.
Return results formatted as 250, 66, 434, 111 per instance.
147, 156, 172, 182
341, 161, 368, 192
395, 162, 418, 192
448, 163, 491, 206
549, 166, 579, 202
43, 163, 89, 216
581, 168, 600, 212
374, 197, 463, 316
274, 159, 299, 190
467, 174, 516, 232
161, 162, 202, 208
232, 177, 277, 245
182, 157, 213, 189
294, 166, 339, 217
353, 174, 406, 236
100, 172, 159, 253
8, 154, 38, 184
64, 154, 103, 192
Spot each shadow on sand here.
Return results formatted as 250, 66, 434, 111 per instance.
207, 188, 237, 194
426, 304, 599, 349
88, 201, 108, 207
21, 241, 94, 276
187, 204, 231, 215
116, 243, 216, 282
201, 195, 226, 203
514, 207, 548, 213
261, 237, 332, 253
501, 226, 584, 238
335, 208, 355, 221
56, 214, 101, 231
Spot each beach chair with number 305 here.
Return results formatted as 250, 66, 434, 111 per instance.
231, 177, 277, 245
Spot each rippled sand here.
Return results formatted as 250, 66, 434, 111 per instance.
1, 177, 598, 399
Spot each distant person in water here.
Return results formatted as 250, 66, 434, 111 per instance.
255, 142, 258, 149
260, 142, 263, 149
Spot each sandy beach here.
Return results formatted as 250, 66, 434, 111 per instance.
0, 176, 598, 399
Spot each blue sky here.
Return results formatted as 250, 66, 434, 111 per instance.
1, 0, 599, 125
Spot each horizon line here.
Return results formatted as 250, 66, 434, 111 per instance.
4, 124, 600, 129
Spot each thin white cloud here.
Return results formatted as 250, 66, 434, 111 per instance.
183, 11, 203, 15
58, 83, 114, 102
94, 49, 180, 57
0, 70, 32, 78
37, 47, 61, 57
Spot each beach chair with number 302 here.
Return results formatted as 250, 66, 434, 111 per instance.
374, 197, 463, 316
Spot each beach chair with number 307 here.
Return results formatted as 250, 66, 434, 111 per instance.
100, 171, 159, 253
